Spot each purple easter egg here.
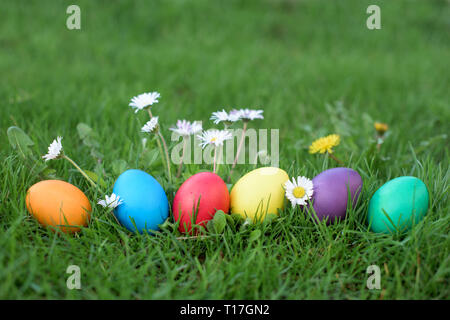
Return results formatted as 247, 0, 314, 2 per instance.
310, 167, 363, 224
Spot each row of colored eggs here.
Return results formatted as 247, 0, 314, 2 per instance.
25, 167, 429, 235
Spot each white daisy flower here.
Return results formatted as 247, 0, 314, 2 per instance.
228, 109, 242, 122
42, 136, 63, 161
141, 116, 159, 133
170, 120, 191, 136
210, 109, 241, 124
197, 129, 232, 149
190, 121, 203, 134
284, 176, 314, 207
210, 110, 228, 124
170, 120, 203, 136
129, 92, 160, 113
98, 193, 123, 209
238, 108, 264, 121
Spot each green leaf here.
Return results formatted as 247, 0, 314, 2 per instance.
7, 126, 34, 158
206, 220, 215, 233
213, 210, 227, 233
225, 213, 235, 226
112, 159, 128, 176
84, 170, 107, 188
249, 229, 261, 242
76, 123, 93, 140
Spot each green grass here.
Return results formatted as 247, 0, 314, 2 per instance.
1, 0, 449, 299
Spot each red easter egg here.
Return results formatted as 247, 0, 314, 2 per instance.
173, 172, 230, 233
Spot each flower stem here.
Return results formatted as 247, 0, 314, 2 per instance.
108, 209, 121, 225
376, 135, 384, 152
216, 146, 222, 174
154, 135, 165, 167
176, 138, 187, 178
147, 108, 172, 183
328, 153, 343, 165
228, 121, 248, 182
232, 121, 248, 169
213, 147, 217, 173
158, 130, 172, 183
63, 155, 97, 188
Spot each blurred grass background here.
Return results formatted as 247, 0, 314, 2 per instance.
0, 0, 449, 299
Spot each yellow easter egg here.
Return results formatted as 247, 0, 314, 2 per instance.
230, 167, 289, 222
25, 180, 91, 233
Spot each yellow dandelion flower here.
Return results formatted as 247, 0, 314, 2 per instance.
309, 134, 340, 154
374, 122, 388, 135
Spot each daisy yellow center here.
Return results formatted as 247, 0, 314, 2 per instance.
293, 186, 305, 198
210, 137, 217, 143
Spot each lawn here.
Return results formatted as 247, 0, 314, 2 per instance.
0, 0, 449, 299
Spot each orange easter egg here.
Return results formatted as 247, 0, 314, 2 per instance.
26, 180, 91, 233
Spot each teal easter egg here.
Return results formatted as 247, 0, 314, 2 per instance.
368, 176, 429, 234
112, 169, 169, 234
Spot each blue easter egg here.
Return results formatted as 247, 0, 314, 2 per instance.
368, 176, 429, 234
112, 169, 169, 233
